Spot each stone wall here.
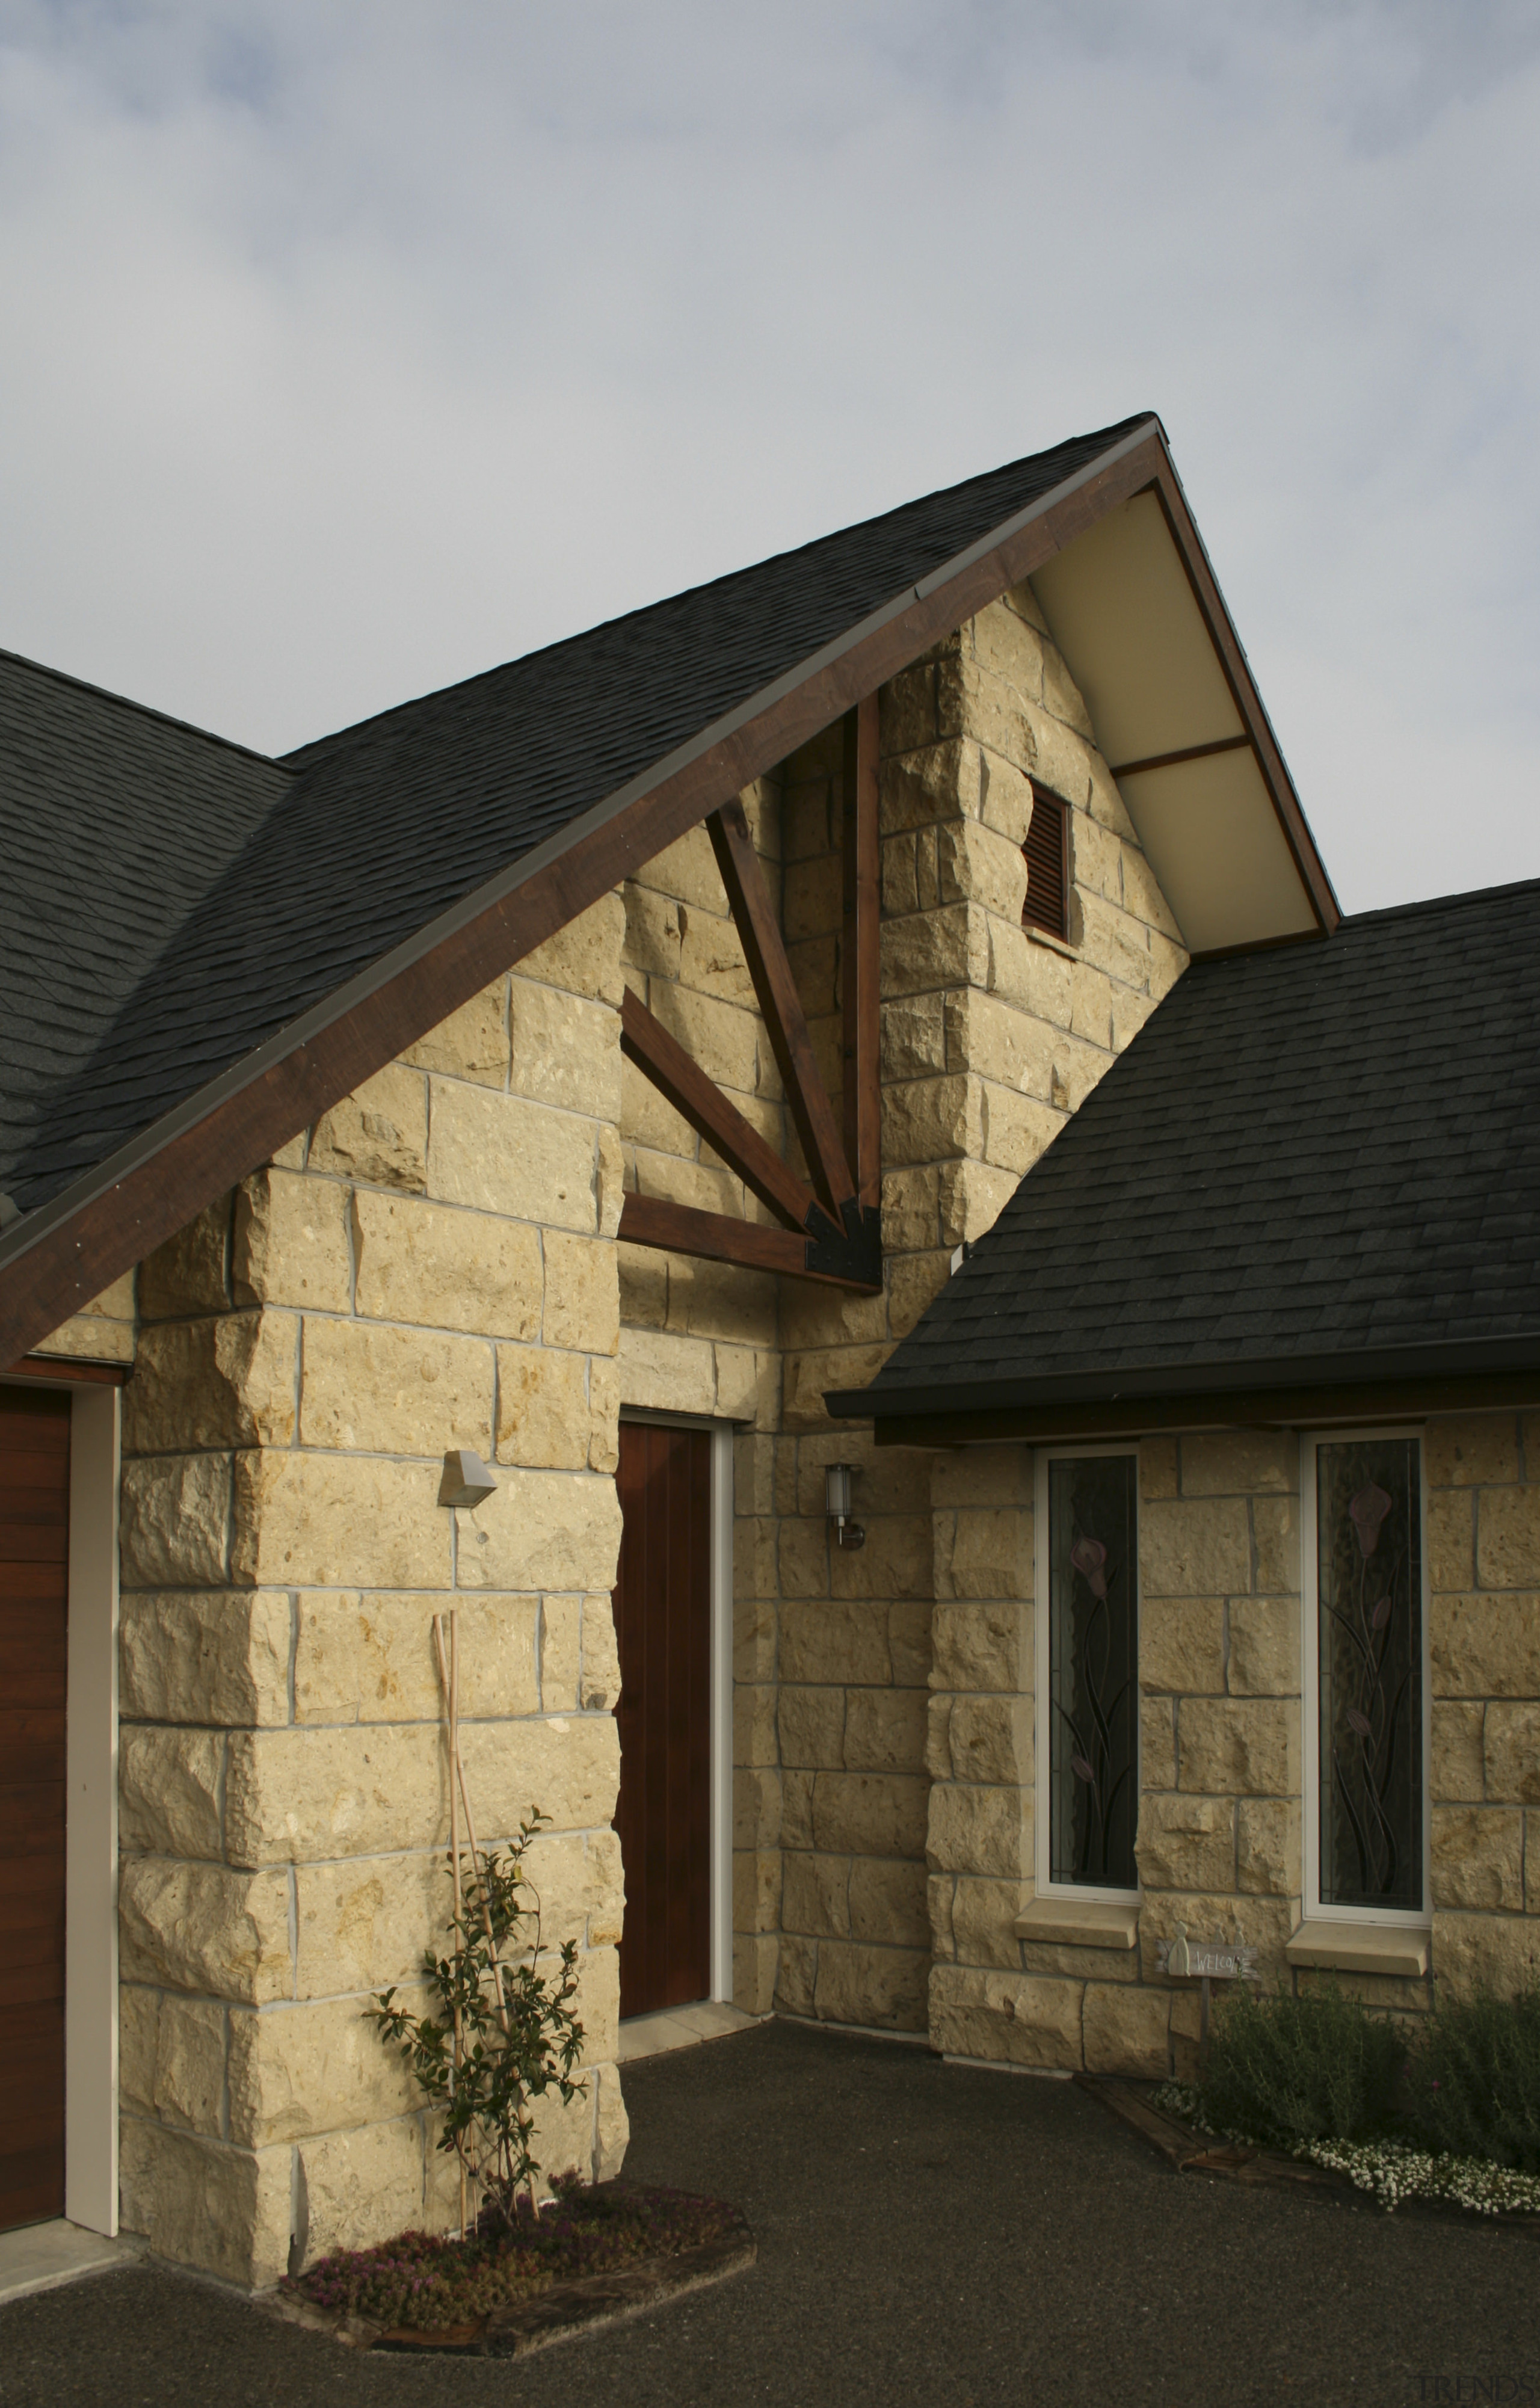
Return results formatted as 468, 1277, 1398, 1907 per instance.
1428, 1411, 1540, 1995
114, 899, 631, 2287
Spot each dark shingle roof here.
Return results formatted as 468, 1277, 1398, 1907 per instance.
840, 881, 1540, 1418
0, 413, 1150, 1219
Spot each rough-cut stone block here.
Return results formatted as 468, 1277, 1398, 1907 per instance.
120, 1590, 291, 1726
520, 891, 627, 1006
509, 980, 620, 1119
812, 1771, 929, 1860
931, 1446, 1031, 1511
935, 1507, 1032, 1602
1431, 1593, 1540, 1699
978, 1083, 1062, 1179
734, 1933, 779, 2016
232, 1452, 448, 1590
944, 1696, 1031, 1788
311, 1065, 427, 1191
782, 1852, 851, 1939
1237, 1797, 1300, 1895
843, 1687, 928, 1774
926, 1783, 1026, 1879
781, 1343, 889, 1432
929, 1964, 1083, 2069
32, 1309, 135, 1364
428, 1080, 599, 1233
120, 1454, 232, 1589
293, 1592, 538, 1724
733, 1848, 781, 1933
780, 1601, 891, 1686
119, 1858, 292, 2002
848, 1857, 929, 1950
125, 1314, 297, 1455
1082, 1982, 1169, 2078
778, 1686, 845, 1769
233, 1170, 352, 1313
617, 1325, 715, 1417
1432, 1911, 1540, 2001
1137, 1793, 1234, 1892
1141, 1440, 1179, 1502
1478, 1489, 1540, 1590
138, 1196, 232, 1319
352, 1191, 541, 1340
1139, 1598, 1224, 1695
152, 1996, 227, 2134
1141, 1695, 1177, 1791
828, 1514, 933, 1606
453, 1468, 623, 1597
1483, 1703, 1540, 1802
1178, 1698, 1299, 1796
294, 1853, 451, 1998
120, 1727, 224, 1859
1252, 1497, 1299, 1595
540, 1595, 581, 1710
775, 1934, 818, 2018
735, 1766, 782, 1853
949, 1875, 1030, 1970
494, 1344, 590, 1471
1138, 1889, 1296, 1986
1432, 1700, 1486, 1802
1431, 1807, 1524, 1911
300, 2116, 427, 2267
1424, 1414, 1521, 1489
300, 1316, 492, 1457
401, 981, 508, 1085
541, 1232, 620, 1356
119, 1986, 159, 2115
735, 1683, 778, 1769
1142, 1497, 1251, 1598
119, 2117, 290, 2287
930, 1600, 1024, 1694
890, 1602, 931, 1689
814, 1940, 928, 2031
1427, 1488, 1476, 1592
1227, 1598, 1301, 1698
1180, 1431, 1296, 1496
227, 1997, 419, 2148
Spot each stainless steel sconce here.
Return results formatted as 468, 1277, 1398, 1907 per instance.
439, 1449, 499, 1508
825, 1461, 864, 1551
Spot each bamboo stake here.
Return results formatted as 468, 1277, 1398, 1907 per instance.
433, 1615, 511, 2039
433, 1609, 468, 2237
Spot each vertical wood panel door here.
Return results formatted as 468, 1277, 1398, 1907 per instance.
0, 1385, 70, 2232
612, 1423, 712, 2021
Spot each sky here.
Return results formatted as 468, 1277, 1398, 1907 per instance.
1, 1, 1538, 914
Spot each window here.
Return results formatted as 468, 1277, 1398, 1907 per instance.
1035, 1449, 1139, 1894
1302, 1430, 1429, 1923
1022, 783, 1069, 943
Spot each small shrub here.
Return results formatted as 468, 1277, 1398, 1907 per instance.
1201, 1980, 1404, 2149
1405, 1984, 1540, 2173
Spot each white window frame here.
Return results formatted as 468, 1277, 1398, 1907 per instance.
1033, 1441, 1142, 1905
1300, 1424, 1432, 1931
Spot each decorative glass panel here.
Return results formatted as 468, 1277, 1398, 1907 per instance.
1316, 1437, 1423, 1911
1048, 1455, 1138, 1890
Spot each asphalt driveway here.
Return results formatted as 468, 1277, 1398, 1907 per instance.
2, 2018, 1535, 2407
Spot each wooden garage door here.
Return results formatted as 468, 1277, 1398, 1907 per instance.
612, 1423, 712, 2021
0, 1384, 69, 2232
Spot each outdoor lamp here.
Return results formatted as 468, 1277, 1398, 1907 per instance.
439, 1449, 499, 1509
825, 1462, 865, 1551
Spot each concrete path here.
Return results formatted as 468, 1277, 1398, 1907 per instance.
2, 2019, 1534, 2406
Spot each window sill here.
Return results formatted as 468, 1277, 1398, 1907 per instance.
1285, 1920, 1430, 1979
1023, 924, 1077, 962
1014, 1897, 1139, 1951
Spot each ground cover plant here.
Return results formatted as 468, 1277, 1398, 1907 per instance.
282, 2178, 741, 2332
1153, 1977, 1540, 2217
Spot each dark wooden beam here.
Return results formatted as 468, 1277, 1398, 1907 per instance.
1, 1355, 132, 1388
1106, 732, 1251, 780
1, 427, 1208, 1369
707, 798, 856, 1222
841, 695, 881, 1213
618, 988, 822, 1236
618, 1192, 873, 1287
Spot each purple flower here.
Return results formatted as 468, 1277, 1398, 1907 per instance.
1346, 1707, 1373, 1740
1349, 1484, 1393, 1559
1070, 1537, 1108, 1599
1071, 1753, 1097, 1785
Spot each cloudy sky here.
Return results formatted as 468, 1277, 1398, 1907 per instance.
2, 1, 1536, 913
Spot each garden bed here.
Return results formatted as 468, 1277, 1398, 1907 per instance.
269, 2181, 754, 2357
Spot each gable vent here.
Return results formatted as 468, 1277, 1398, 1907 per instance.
1022, 784, 1068, 943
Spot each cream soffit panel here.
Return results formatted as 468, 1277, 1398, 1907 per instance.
1030, 488, 1318, 953
1116, 749, 1319, 954
1031, 491, 1243, 765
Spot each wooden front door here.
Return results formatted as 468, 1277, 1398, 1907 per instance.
0, 1385, 69, 2232
612, 1422, 713, 2020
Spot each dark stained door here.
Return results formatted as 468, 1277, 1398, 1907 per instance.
0, 1384, 69, 2232
612, 1422, 712, 2020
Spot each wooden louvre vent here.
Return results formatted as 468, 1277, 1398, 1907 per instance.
1021, 783, 1068, 942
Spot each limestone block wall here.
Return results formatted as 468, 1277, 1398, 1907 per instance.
1427, 1411, 1540, 1995
29, 1269, 137, 1366
114, 899, 632, 2288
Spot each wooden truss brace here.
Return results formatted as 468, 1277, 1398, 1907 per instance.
617, 697, 882, 1292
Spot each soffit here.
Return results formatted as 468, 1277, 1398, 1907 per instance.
1030, 490, 1320, 953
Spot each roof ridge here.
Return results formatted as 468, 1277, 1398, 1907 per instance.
281, 412, 1159, 768
0, 645, 289, 772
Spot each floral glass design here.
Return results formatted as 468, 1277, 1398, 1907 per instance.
1317, 1436, 1424, 1912
1048, 1455, 1138, 1890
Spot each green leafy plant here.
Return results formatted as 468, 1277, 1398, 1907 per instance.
371, 1811, 586, 2229
1200, 1979, 1404, 2149
1404, 1983, 1540, 2172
